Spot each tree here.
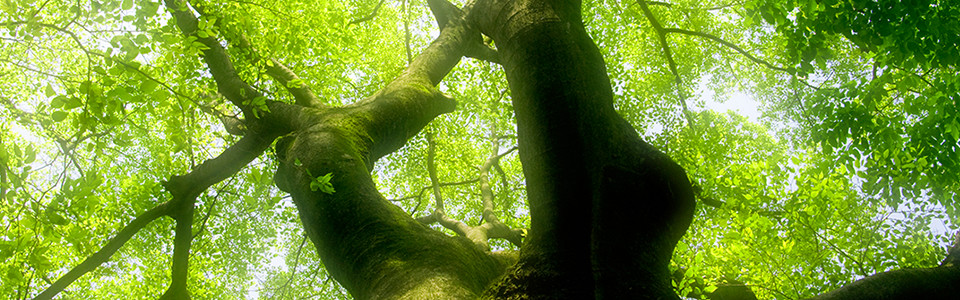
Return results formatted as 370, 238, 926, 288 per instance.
1, 0, 958, 299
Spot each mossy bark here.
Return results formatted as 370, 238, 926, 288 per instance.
271, 8, 512, 299
270, 0, 960, 298
272, 0, 698, 298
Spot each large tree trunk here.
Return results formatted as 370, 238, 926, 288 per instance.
469, 0, 695, 299
268, 0, 960, 298
29, 1, 960, 299
271, 0, 695, 298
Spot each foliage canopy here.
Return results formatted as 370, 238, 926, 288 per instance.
1, 0, 958, 299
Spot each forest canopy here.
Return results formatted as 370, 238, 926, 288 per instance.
1, 0, 958, 299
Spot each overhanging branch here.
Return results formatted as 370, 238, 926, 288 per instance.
349, 0, 387, 25
636, 0, 696, 127
163, 0, 263, 118
223, 31, 325, 108
32, 202, 171, 300
34, 128, 283, 299
661, 28, 790, 73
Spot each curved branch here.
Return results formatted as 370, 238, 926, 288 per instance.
36, 129, 283, 299
636, 1, 696, 126
418, 133, 524, 248
422, 131, 473, 238
32, 202, 172, 300
349, 0, 387, 25
661, 28, 790, 72
163, 0, 262, 118
478, 142, 522, 247
224, 31, 325, 108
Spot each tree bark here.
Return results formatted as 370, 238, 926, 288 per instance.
470, 0, 695, 298
271, 5, 512, 299
808, 265, 960, 300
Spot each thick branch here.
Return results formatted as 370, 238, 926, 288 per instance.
227, 33, 325, 108
464, 44, 501, 64
158, 200, 195, 299
809, 265, 960, 299
427, 0, 463, 29
472, 0, 696, 297
269, 2, 512, 298
355, 3, 485, 162
162, 132, 280, 200
164, 0, 262, 118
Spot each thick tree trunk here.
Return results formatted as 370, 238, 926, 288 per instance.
471, 0, 695, 298
188, 1, 960, 299
808, 265, 960, 300
809, 242, 960, 300
272, 0, 697, 298
271, 7, 512, 299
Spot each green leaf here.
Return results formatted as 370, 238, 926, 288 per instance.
310, 172, 335, 194
947, 119, 960, 141
50, 95, 67, 108
44, 84, 56, 97
141, 79, 159, 92
23, 145, 35, 164
5, 268, 23, 285
287, 78, 305, 89
51, 111, 67, 122
192, 41, 210, 50
121, 0, 132, 10
64, 97, 83, 110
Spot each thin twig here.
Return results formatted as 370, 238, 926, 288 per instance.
349, 0, 387, 25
